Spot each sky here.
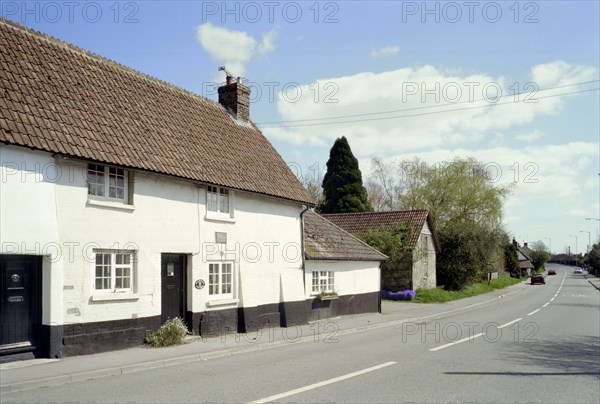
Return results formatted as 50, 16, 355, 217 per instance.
2, 0, 599, 255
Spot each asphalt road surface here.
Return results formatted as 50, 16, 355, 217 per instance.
3, 263, 599, 403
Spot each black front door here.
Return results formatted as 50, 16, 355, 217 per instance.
161, 254, 186, 324
0, 255, 41, 352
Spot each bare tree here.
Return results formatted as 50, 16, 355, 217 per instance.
302, 177, 324, 208
368, 158, 397, 211
365, 179, 387, 212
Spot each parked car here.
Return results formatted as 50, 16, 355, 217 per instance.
531, 274, 545, 285
548, 269, 557, 275
574, 268, 583, 274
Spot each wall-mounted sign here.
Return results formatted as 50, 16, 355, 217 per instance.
195, 279, 205, 290
8, 296, 24, 303
167, 263, 175, 277
215, 232, 227, 244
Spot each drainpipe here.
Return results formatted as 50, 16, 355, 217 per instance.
299, 206, 310, 292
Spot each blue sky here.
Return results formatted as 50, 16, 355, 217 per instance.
3, 1, 599, 254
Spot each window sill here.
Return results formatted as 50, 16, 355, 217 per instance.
91, 293, 139, 302
206, 298, 239, 307
204, 214, 235, 224
87, 198, 135, 212
311, 294, 339, 301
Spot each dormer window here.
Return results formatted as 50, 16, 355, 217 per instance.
207, 186, 230, 214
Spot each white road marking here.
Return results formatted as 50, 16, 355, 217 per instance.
430, 318, 522, 352
542, 302, 549, 308
550, 297, 555, 302
499, 318, 522, 328
430, 333, 484, 352
527, 309, 540, 316
251, 361, 396, 403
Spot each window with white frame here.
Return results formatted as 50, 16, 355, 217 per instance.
312, 271, 335, 293
208, 262, 233, 299
207, 186, 230, 214
94, 250, 135, 292
88, 163, 129, 202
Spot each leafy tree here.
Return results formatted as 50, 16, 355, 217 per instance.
437, 222, 506, 290
588, 243, 600, 275
396, 157, 511, 229
504, 243, 520, 278
355, 224, 413, 290
319, 136, 371, 213
529, 241, 551, 271
393, 157, 512, 289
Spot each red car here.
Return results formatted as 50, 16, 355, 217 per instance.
531, 274, 545, 285
548, 269, 557, 275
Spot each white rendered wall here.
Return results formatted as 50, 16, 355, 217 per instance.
304, 260, 380, 298
1, 145, 306, 326
0, 145, 63, 325
196, 189, 305, 312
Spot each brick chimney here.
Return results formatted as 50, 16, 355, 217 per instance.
218, 78, 250, 122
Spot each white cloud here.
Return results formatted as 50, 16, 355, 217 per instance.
531, 60, 597, 88
264, 61, 597, 156
195, 23, 278, 78
515, 130, 543, 142
264, 60, 598, 249
371, 46, 400, 58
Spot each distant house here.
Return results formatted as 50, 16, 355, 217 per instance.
513, 239, 534, 277
323, 210, 439, 291
303, 211, 388, 320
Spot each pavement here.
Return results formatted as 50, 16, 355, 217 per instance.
0, 278, 585, 394
584, 272, 600, 290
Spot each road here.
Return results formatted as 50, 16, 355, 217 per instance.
2, 263, 599, 403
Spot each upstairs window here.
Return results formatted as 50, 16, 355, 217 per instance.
88, 163, 129, 202
207, 186, 230, 214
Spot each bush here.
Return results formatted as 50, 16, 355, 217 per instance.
144, 317, 189, 347
437, 224, 508, 290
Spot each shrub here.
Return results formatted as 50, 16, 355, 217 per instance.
144, 317, 189, 347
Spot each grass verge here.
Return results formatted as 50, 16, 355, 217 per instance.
409, 277, 523, 303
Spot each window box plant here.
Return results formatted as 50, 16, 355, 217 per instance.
317, 291, 338, 300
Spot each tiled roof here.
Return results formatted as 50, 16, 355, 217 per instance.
0, 18, 313, 205
303, 211, 388, 261
323, 210, 439, 251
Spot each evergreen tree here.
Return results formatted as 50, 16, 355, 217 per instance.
318, 136, 371, 213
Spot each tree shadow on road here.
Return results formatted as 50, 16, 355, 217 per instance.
444, 336, 600, 377
504, 335, 599, 376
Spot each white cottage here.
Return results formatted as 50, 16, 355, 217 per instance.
303, 211, 388, 321
0, 18, 325, 359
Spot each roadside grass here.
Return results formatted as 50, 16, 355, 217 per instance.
406, 277, 522, 303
